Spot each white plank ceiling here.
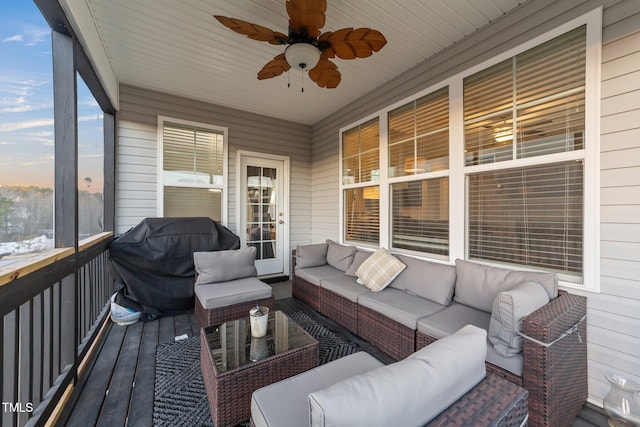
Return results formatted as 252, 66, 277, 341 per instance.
65, 0, 525, 125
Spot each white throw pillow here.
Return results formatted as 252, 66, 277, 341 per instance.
355, 248, 406, 292
489, 281, 550, 357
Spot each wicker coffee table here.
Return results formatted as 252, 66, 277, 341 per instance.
200, 310, 319, 427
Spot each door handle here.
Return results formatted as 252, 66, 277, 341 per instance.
278, 220, 285, 224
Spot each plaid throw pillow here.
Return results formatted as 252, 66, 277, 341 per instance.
356, 248, 406, 292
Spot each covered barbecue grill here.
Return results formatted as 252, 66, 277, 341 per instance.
109, 217, 240, 320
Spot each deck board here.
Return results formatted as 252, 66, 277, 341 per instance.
61, 282, 608, 426
65, 322, 126, 427
126, 319, 159, 427
97, 321, 143, 427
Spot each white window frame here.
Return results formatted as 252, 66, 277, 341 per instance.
157, 116, 229, 225
338, 8, 601, 292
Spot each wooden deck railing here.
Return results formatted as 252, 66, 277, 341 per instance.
0, 232, 114, 427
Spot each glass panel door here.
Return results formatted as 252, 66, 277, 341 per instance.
246, 166, 277, 260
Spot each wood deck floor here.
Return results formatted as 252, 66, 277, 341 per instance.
59, 285, 608, 426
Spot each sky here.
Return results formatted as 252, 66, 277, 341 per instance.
0, 1, 104, 192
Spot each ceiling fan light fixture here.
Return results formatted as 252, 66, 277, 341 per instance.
285, 43, 320, 71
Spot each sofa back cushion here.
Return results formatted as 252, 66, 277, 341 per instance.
344, 250, 373, 277
296, 243, 328, 269
454, 259, 558, 313
307, 325, 487, 427
325, 240, 356, 272
390, 255, 456, 305
489, 281, 550, 357
194, 247, 257, 285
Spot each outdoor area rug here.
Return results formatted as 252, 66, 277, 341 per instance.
153, 311, 359, 426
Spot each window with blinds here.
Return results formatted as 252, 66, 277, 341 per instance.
344, 187, 379, 245
468, 161, 583, 277
389, 87, 449, 177
162, 121, 225, 220
391, 178, 449, 256
342, 118, 380, 184
464, 26, 585, 166
464, 25, 587, 280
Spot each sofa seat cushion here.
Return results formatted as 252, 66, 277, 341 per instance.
307, 325, 487, 427
194, 277, 272, 310
358, 288, 446, 329
454, 259, 558, 313
487, 343, 523, 377
295, 265, 345, 287
251, 352, 383, 427
390, 255, 456, 305
319, 275, 370, 303
417, 302, 491, 340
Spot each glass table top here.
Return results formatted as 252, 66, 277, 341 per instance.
202, 310, 317, 373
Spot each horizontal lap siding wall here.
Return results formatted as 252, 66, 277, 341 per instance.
310, 0, 640, 405
590, 1, 640, 405
116, 84, 312, 251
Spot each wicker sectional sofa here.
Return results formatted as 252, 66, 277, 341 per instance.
292, 241, 587, 427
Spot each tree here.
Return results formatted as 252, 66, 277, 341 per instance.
0, 194, 15, 237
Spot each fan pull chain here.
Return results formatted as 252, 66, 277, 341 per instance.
301, 69, 304, 93
287, 71, 290, 88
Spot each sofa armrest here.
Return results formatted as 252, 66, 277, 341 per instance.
522, 292, 586, 344
521, 292, 587, 427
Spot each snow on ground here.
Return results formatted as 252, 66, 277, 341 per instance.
0, 235, 54, 256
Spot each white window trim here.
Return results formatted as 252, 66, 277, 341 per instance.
338, 8, 602, 292
156, 116, 229, 225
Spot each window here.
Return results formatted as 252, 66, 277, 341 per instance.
0, 2, 54, 264
342, 118, 379, 244
388, 87, 449, 256
339, 11, 599, 288
77, 74, 104, 240
159, 118, 226, 222
464, 26, 586, 280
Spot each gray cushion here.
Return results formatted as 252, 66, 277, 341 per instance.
296, 243, 328, 269
358, 288, 446, 329
308, 325, 487, 427
344, 250, 373, 277
251, 352, 383, 427
453, 259, 558, 312
390, 255, 456, 305
319, 275, 370, 303
417, 302, 491, 340
325, 240, 356, 272
489, 281, 550, 357
355, 248, 406, 292
194, 277, 272, 309
194, 247, 257, 285
487, 343, 523, 377
294, 265, 344, 287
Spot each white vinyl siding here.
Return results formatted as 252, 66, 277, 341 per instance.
115, 85, 312, 256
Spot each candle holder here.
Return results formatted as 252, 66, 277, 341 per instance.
603, 373, 640, 427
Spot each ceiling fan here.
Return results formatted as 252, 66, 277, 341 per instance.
214, 0, 387, 89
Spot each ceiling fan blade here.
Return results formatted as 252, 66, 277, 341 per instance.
257, 54, 291, 80
214, 16, 287, 45
308, 56, 341, 88
286, 0, 327, 39
324, 28, 387, 59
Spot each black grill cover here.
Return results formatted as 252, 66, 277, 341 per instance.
109, 217, 240, 319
